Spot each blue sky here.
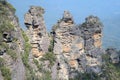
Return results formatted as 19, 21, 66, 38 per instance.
8, 0, 120, 30
8, 0, 120, 48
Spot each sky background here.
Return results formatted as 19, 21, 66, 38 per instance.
8, 0, 120, 49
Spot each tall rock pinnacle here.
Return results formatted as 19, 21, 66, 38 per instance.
24, 6, 49, 58
80, 15, 103, 74
53, 11, 84, 80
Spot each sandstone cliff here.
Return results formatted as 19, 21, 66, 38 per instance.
1, 1, 120, 80
24, 6, 51, 79
52, 11, 84, 80
51, 11, 104, 80
24, 6, 50, 58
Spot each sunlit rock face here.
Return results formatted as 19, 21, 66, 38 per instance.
53, 11, 85, 80
24, 7, 104, 79
24, 6, 50, 58
52, 12, 104, 79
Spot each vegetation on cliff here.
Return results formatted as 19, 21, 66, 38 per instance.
0, 57, 11, 80
41, 38, 56, 67
21, 30, 35, 80
0, 1, 16, 79
102, 54, 120, 80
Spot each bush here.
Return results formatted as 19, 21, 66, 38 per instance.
41, 70, 51, 80
21, 29, 37, 79
41, 37, 56, 67
48, 39, 54, 52
22, 30, 29, 42
41, 52, 56, 67
0, 0, 16, 14
0, 67, 11, 80
1, 42, 9, 49
102, 54, 120, 80
7, 2, 16, 13
33, 59, 43, 71
22, 53, 29, 67
69, 72, 101, 80
7, 49, 17, 60
0, 57, 11, 80
0, 18, 15, 32
21, 30, 31, 67
0, 57, 5, 68
22, 42, 31, 68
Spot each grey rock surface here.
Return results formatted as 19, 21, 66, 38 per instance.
106, 48, 120, 63
24, 6, 50, 58
52, 13, 104, 79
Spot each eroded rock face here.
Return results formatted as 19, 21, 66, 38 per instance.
24, 8, 104, 79
24, 6, 49, 58
7, 9, 25, 80
80, 15, 103, 74
53, 11, 85, 80
53, 13, 104, 79
0, 1, 25, 80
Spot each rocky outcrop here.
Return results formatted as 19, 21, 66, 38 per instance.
52, 12, 104, 80
80, 15, 103, 74
0, 1, 25, 80
24, 6, 50, 58
53, 11, 83, 80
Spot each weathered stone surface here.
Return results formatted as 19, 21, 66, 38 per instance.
52, 14, 104, 79
63, 11, 74, 24
24, 6, 105, 79
94, 39, 102, 48
53, 11, 85, 80
24, 13, 32, 25
80, 15, 103, 74
0, 1, 26, 80
93, 33, 102, 40
29, 6, 44, 16
63, 44, 71, 53
24, 6, 50, 58
106, 48, 120, 63
69, 59, 78, 69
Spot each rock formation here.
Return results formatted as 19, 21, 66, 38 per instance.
52, 12, 104, 80
80, 15, 104, 74
24, 6, 50, 58
0, 1, 25, 80
52, 11, 85, 80
2, 1, 120, 80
